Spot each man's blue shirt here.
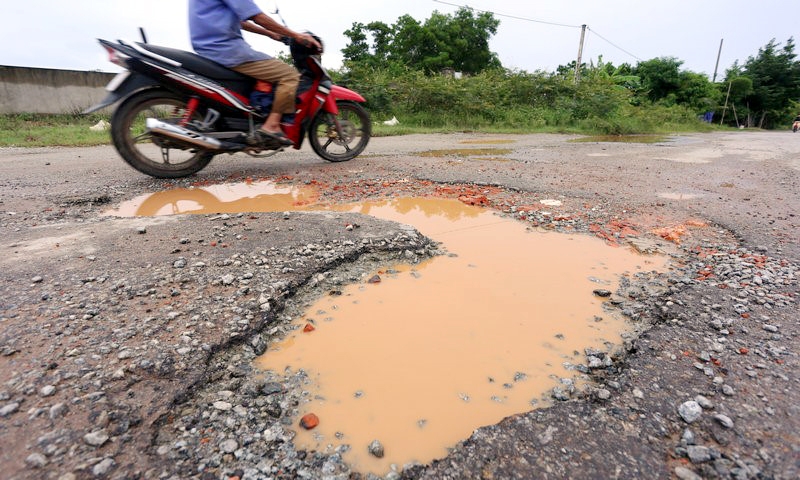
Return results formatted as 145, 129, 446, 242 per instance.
189, 0, 271, 67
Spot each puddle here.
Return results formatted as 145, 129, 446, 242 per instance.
105, 181, 319, 216
110, 182, 666, 475
255, 198, 665, 474
572, 135, 669, 144
657, 192, 704, 200
458, 139, 516, 145
419, 148, 513, 157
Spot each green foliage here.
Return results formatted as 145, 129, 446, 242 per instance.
332, 63, 709, 135
734, 38, 800, 128
341, 7, 500, 75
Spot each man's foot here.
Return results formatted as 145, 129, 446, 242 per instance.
248, 130, 293, 147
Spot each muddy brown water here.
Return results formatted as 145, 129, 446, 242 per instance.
108, 181, 667, 475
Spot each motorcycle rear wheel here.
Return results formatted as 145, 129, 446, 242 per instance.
309, 101, 371, 162
111, 89, 214, 178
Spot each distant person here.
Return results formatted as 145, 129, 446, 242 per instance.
793, 113, 800, 132
188, 0, 320, 147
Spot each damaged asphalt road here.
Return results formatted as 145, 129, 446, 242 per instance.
0, 131, 798, 479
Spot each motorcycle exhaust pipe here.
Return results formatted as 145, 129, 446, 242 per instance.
146, 118, 223, 151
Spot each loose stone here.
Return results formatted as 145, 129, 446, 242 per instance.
83, 430, 110, 447
40, 385, 56, 397
687, 445, 712, 463
368, 439, 385, 458
674, 466, 703, 480
300, 413, 320, 430
714, 414, 734, 429
0, 402, 20, 417
25, 453, 47, 468
678, 401, 703, 423
220, 439, 239, 454
92, 458, 115, 476
92, 458, 115, 477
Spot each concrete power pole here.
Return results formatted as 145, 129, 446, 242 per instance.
712, 38, 724, 83
575, 24, 587, 83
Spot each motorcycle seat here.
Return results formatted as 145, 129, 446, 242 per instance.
137, 43, 254, 93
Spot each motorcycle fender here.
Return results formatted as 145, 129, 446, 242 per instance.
323, 85, 366, 114
82, 72, 161, 114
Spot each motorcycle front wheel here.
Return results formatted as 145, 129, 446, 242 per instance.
309, 101, 371, 162
111, 89, 214, 178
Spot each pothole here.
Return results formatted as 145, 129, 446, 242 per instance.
571, 135, 670, 144
657, 192, 705, 200
109, 181, 668, 476
419, 148, 513, 157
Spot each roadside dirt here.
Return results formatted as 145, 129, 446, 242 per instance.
0, 131, 798, 480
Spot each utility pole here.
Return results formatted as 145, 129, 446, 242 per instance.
712, 38, 724, 82
575, 24, 586, 83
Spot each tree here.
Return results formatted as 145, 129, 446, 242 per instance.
630, 57, 720, 113
632, 57, 683, 104
341, 8, 501, 75
736, 38, 800, 128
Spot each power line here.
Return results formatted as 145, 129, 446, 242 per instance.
586, 27, 642, 62
432, 0, 583, 29
432, 0, 643, 63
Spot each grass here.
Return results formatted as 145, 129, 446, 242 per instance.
0, 113, 112, 147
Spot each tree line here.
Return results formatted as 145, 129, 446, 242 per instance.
336, 8, 800, 131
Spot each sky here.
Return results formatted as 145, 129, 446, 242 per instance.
1, 1, 795, 79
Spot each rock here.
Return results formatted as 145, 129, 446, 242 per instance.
300, 413, 320, 430
674, 466, 702, 480
592, 289, 612, 297
694, 395, 713, 409
83, 430, 110, 447
40, 385, 56, 397
714, 414, 734, 429
213, 401, 233, 411
25, 452, 47, 468
368, 439, 385, 458
49, 403, 68, 420
687, 445, 712, 463
678, 401, 703, 423
92, 458, 115, 476
0, 402, 20, 417
220, 439, 239, 454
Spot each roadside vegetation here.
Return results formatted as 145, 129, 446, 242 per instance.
1, 7, 797, 147
0, 112, 111, 147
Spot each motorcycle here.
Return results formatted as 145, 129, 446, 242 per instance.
793, 121, 799, 133
84, 32, 370, 178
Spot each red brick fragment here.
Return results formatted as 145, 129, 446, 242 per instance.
300, 413, 320, 430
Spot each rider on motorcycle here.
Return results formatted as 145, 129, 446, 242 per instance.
188, 0, 321, 147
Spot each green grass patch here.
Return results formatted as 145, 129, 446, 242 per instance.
0, 113, 112, 147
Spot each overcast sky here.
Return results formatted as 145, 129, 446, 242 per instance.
1, 1, 795, 78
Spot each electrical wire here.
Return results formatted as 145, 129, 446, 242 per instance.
432, 0, 583, 29
586, 27, 642, 62
432, 0, 643, 63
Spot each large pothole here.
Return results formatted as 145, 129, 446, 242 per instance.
110, 180, 670, 477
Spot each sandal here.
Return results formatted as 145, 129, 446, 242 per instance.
249, 130, 293, 147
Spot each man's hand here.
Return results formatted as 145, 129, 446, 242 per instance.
295, 33, 321, 52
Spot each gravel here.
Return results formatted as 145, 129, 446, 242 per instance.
1, 133, 798, 479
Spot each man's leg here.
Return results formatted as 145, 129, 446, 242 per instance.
233, 59, 300, 142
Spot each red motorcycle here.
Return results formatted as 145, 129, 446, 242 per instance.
85, 33, 370, 178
